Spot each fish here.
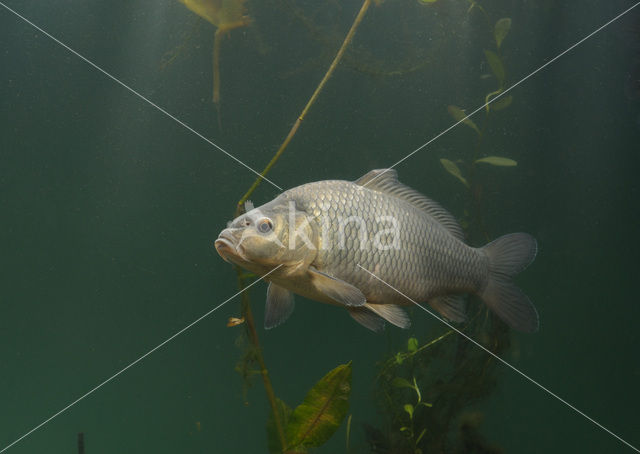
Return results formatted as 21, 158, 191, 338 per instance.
214, 169, 539, 333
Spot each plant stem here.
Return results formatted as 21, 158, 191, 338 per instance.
213, 29, 222, 131
77, 433, 84, 454
235, 0, 372, 215
231, 1, 373, 449
236, 269, 288, 451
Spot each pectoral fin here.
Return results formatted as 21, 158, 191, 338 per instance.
264, 282, 295, 329
309, 267, 366, 307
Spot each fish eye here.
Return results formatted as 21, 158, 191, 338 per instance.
257, 218, 273, 234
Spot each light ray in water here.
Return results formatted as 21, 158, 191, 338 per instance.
0, 1, 282, 191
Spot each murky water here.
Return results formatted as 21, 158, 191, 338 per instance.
1, 1, 639, 453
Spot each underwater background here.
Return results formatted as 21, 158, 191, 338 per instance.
1, 0, 640, 452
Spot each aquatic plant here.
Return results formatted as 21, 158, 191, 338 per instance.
196, 0, 524, 452
267, 363, 352, 453
235, 0, 372, 213
178, 0, 251, 126
363, 5, 521, 453
368, 307, 510, 453
228, 2, 372, 452
438, 11, 517, 239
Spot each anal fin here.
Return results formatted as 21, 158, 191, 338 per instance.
428, 295, 467, 322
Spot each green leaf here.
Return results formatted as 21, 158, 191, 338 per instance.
439, 159, 469, 187
490, 95, 513, 111
447, 105, 480, 136
407, 337, 418, 352
267, 398, 293, 454
474, 156, 517, 167
285, 362, 352, 450
404, 404, 414, 419
494, 18, 511, 49
485, 88, 503, 112
391, 377, 415, 390
395, 352, 404, 365
418, 0, 438, 3
484, 50, 505, 87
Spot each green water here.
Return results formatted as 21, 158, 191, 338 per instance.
1, 0, 639, 452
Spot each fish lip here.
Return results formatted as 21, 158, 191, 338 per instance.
215, 230, 238, 262
214, 237, 233, 251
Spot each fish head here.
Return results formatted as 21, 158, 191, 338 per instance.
215, 197, 318, 275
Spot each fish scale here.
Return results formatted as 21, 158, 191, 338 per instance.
286, 180, 486, 304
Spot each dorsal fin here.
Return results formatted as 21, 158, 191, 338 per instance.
355, 169, 465, 241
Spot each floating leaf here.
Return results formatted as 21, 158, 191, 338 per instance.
285, 362, 352, 451
494, 18, 511, 49
391, 377, 415, 390
484, 50, 505, 87
475, 156, 517, 167
440, 159, 469, 187
418, 0, 438, 3
267, 398, 292, 454
407, 337, 418, 352
490, 95, 513, 111
404, 404, 414, 419
447, 105, 480, 136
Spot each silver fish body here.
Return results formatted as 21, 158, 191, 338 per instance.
215, 169, 539, 332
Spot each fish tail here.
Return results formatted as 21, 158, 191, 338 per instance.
478, 233, 539, 332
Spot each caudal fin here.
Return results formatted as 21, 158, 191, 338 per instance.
479, 233, 539, 332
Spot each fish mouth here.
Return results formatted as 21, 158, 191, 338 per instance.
215, 230, 239, 263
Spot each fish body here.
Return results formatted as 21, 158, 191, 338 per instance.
215, 169, 538, 332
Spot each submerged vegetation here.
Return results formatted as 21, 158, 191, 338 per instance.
368, 309, 510, 453
364, 8, 520, 452
439, 12, 518, 239
178, 0, 251, 127
170, 0, 525, 452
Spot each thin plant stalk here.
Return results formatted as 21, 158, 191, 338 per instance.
235, 0, 372, 216
231, 1, 373, 450
213, 29, 223, 130
236, 270, 288, 451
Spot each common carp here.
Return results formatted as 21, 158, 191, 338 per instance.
215, 169, 539, 332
